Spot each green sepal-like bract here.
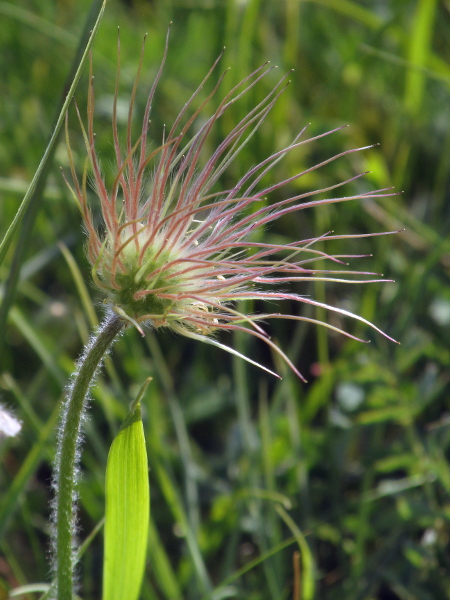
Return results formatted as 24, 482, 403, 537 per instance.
103, 381, 150, 600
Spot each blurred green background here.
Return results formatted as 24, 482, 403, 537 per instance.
1, 1, 449, 599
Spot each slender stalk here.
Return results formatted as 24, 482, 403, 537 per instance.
51, 312, 125, 600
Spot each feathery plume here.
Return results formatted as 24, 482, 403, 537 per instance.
64, 28, 396, 380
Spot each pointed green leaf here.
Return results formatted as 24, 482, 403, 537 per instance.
103, 393, 149, 600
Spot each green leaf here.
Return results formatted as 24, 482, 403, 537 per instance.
103, 383, 150, 600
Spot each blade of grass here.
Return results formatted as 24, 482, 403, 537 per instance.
201, 537, 297, 600
9, 306, 65, 386
0, 1, 79, 47
404, 0, 438, 116
284, 0, 301, 67
145, 333, 201, 534
0, 0, 106, 330
147, 517, 183, 600
276, 505, 316, 600
308, 0, 381, 29
150, 452, 212, 595
58, 242, 98, 329
233, 329, 283, 599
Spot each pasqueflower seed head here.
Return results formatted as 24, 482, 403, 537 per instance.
64, 28, 397, 380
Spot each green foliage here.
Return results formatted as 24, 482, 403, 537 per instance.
1, 1, 450, 599
103, 386, 149, 600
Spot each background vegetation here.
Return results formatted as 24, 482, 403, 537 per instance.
1, 0, 449, 598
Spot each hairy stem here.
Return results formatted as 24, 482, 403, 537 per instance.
52, 312, 124, 600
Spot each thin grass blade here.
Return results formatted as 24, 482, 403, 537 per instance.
0, 0, 106, 269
